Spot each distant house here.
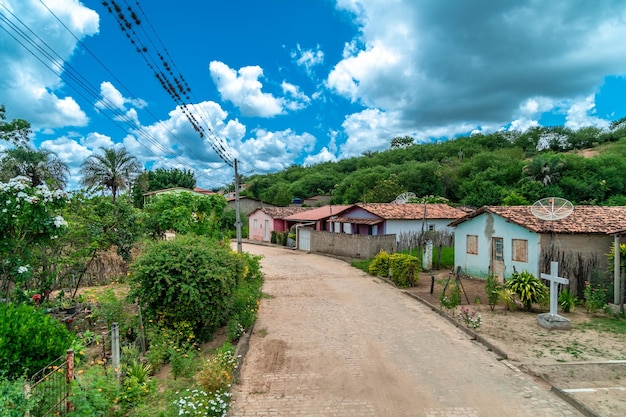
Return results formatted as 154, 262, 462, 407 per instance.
449, 205, 626, 296
225, 196, 274, 216
142, 187, 214, 206
283, 205, 352, 231
303, 195, 332, 207
329, 203, 466, 240
248, 207, 312, 242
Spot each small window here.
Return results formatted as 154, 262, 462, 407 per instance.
466, 235, 478, 255
253, 219, 258, 229
512, 239, 528, 262
428, 224, 435, 231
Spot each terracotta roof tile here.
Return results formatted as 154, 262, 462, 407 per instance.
450, 205, 626, 234
284, 205, 351, 221
355, 203, 466, 220
259, 207, 312, 219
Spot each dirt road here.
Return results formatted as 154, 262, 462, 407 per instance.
229, 244, 582, 417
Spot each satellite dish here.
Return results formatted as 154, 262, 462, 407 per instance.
394, 192, 416, 204
531, 197, 573, 221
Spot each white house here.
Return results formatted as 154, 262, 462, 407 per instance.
449, 205, 626, 297
330, 203, 466, 239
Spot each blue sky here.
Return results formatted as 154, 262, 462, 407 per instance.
1, 0, 626, 190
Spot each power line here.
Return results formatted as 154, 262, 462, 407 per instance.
0, 2, 217, 181
101, 0, 235, 166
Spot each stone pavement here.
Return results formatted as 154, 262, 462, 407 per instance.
229, 244, 582, 417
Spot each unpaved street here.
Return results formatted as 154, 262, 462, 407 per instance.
229, 244, 582, 417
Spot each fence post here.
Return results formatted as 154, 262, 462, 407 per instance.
112, 323, 121, 377
66, 349, 74, 413
23, 382, 31, 417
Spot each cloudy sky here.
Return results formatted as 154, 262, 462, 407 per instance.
1, 0, 626, 190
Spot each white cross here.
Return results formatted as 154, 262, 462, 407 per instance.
541, 261, 569, 316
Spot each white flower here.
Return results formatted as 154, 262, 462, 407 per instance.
53, 215, 68, 228
17, 266, 28, 274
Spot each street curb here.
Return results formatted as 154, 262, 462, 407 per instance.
401, 290, 509, 360
550, 386, 603, 417
232, 322, 255, 384
400, 289, 603, 417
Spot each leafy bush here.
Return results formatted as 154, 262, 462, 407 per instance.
583, 281, 608, 314
484, 274, 501, 311
505, 271, 548, 311
226, 252, 263, 342
440, 282, 461, 309
129, 235, 245, 340
388, 253, 420, 287
558, 288, 578, 313
368, 250, 390, 277
195, 343, 237, 394
0, 303, 73, 379
67, 365, 120, 417
0, 377, 33, 417
171, 388, 232, 417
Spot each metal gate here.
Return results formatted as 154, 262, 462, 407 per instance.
298, 228, 311, 251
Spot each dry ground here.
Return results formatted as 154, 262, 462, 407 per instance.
404, 270, 626, 416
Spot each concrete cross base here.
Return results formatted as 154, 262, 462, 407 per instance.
537, 313, 572, 331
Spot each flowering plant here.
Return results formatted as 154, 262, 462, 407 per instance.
172, 388, 232, 417
457, 306, 482, 329
0, 176, 69, 300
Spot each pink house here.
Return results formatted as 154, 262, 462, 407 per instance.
283, 205, 351, 231
248, 207, 312, 242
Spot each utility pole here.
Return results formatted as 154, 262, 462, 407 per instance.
234, 158, 243, 253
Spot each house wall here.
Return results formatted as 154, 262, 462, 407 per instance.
226, 198, 271, 216
309, 230, 396, 259
248, 211, 274, 241
454, 212, 541, 279
386, 219, 455, 238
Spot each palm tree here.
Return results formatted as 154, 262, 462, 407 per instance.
523, 156, 564, 186
0, 145, 69, 189
80, 146, 142, 203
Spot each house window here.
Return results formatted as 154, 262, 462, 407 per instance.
428, 225, 435, 231
512, 239, 528, 262
253, 219, 258, 229
466, 235, 478, 255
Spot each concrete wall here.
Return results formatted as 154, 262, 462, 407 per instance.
309, 229, 396, 259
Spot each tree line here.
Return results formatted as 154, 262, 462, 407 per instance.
242, 119, 626, 207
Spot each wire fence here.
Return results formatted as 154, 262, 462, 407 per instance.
27, 350, 74, 417
26, 323, 126, 417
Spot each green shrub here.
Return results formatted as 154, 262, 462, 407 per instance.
0, 377, 33, 417
67, 365, 120, 417
583, 281, 608, 314
505, 271, 548, 311
440, 282, 461, 309
368, 250, 390, 277
388, 253, 420, 288
195, 343, 237, 394
558, 288, 578, 313
129, 235, 245, 340
0, 303, 73, 379
484, 274, 501, 311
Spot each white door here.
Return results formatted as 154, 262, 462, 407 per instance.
264, 220, 270, 241
299, 228, 311, 251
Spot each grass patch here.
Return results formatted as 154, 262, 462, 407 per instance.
350, 258, 372, 273
405, 246, 454, 269
575, 316, 626, 334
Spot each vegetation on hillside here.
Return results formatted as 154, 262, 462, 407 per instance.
242, 120, 626, 207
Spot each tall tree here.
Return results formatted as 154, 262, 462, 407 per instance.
0, 145, 68, 189
80, 146, 142, 203
131, 168, 197, 207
